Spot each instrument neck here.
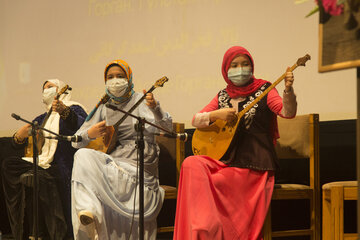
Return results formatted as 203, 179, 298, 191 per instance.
238, 63, 298, 119
113, 86, 156, 128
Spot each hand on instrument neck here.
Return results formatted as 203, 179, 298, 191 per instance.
52, 98, 67, 114
143, 89, 157, 109
284, 67, 294, 93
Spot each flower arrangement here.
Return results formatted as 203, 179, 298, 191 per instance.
297, 0, 360, 33
295, 0, 345, 17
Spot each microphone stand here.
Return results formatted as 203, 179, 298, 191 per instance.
11, 113, 63, 240
105, 104, 177, 240
31, 120, 39, 240
11, 113, 64, 139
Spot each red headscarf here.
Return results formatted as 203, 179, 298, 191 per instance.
222, 46, 270, 98
221, 46, 279, 143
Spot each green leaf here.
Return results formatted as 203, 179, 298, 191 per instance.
295, 0, 310, 4
305, 6, 319, 17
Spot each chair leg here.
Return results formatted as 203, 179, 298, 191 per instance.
315, 186, 321, 240
310, 194, 315, 240
331, 185, 344, 240
263, 205, 272, 240
323, 189, 331, 240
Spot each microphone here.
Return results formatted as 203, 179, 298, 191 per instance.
155, 132, 189, 142
12, 113, 38, 134
45, 135, 82, 142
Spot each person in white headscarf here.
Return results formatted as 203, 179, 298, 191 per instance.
1, 79, 87, 240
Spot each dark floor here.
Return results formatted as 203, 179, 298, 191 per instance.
157, 232, 173, 240
2, 234, 14, 240
0, 233, 173, 240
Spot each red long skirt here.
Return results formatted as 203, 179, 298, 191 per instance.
173, 155, 274, 240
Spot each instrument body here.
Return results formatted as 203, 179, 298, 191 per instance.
24, 85, 71, 157
192, 55, 311, 160
86, 77, 169, 154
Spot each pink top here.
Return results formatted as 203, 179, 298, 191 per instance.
194, 46, 297, 142
192, 88, 297, 128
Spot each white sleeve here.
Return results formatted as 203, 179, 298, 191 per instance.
280, 88, 297, 118
192, 112, 211, 128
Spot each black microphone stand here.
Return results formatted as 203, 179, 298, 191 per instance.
31, 120, 39, 240
11, 113, 64, 139
11, 113, 64, 240
105, 104, 177, 240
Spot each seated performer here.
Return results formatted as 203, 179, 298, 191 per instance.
2, 79, 87, 240
174, 46, 297, 240
71, 59, 172, 240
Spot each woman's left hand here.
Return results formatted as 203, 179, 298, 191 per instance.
143, 90, 157, 109
284, 67, 294, 93
52, 98, 67, 114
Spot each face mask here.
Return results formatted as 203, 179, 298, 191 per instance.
106, 78, 128, 97
42, 87, 57, 105
227, 67, 253, 86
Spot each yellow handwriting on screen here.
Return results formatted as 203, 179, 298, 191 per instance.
88, 0, 223, 16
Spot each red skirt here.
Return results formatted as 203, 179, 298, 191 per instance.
174, 155, 274, 240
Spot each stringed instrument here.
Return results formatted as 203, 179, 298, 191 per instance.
86, 76, 169, 154
191, 54, 311, 160
24, 85, 71, 157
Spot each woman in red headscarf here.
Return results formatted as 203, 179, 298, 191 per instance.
173, 46, 297, 240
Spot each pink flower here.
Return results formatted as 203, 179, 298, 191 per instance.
318, 0, 344, 16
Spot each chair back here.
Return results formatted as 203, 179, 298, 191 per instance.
275, 114, 320, 189
156, 122, 185, 187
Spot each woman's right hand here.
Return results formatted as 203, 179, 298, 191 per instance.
209, 108, 237, 122
87, 120, 107, 139
16, 124, 32, 140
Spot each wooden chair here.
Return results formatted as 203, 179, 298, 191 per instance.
322, 181, 358, 240
156, 122, 185, 233
263, 114, 321, 240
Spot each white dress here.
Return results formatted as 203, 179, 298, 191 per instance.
71, 92, 172, 239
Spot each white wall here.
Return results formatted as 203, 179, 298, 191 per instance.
0, 0, 356, 135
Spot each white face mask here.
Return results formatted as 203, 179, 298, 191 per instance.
106, 78, 128, 97
227, 67, 253, 86
42, 87, 57, 105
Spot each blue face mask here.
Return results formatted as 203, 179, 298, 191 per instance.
227, 67, 253, 86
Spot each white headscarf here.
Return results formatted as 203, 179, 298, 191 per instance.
22, 79, 87, 169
